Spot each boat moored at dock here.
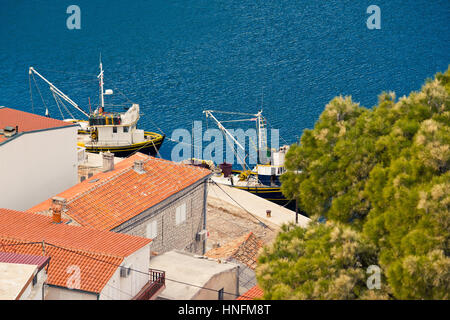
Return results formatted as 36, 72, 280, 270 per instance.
28, 60, 165, 157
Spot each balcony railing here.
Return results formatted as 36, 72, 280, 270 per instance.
132, 269, 165, 300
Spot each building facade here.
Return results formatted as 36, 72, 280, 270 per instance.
149, 250, 239, 300
29, 153, 212, 255
0, 208, 161, 300
114, 177, 208, 254
0, 107, 78, 211
0, 252, 50, 300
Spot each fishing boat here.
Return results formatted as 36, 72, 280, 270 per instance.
28, 60, 165, 157
185, 110, 294, 209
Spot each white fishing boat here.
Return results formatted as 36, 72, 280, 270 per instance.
28, 60, 165, 157
185, 110, 292, 207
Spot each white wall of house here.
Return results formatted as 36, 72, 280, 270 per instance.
99, 244, 151, 300
21, 268, 48, 300
0, 126, 78, 211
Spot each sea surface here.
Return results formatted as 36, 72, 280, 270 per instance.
0, 0, 449, 161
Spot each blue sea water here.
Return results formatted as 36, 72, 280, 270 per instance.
0, 0, 449, 160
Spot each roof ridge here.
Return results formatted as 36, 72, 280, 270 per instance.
67, 153, 151, 204
144, 154, 212, 172
68, 164, 135, 204
0, 236, 125, 260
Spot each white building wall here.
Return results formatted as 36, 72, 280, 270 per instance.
18, 268, 48, 300
0, 126, 78, 211
99, 244, 151, 300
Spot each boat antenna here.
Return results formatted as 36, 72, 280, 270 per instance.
98, 54, 105, 113
260, 87, 264, 113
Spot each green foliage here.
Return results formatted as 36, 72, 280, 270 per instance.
260, 66, 450, 299
257, 219, 389, 300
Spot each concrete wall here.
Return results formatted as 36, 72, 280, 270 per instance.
25, 268, 48, 300
192, 267, 239, 300
46, 286, 98, 300
113, 179, 208, 255
0, 126, 78, 211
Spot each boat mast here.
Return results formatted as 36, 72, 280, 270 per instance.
256, 110, 268, 164
28, 67, 89, 118
98, 56, 105, 112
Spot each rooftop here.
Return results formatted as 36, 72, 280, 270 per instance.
0, 107, 76, 145
149, 250, 238, 300
0, 208, 152, 294
0, 262, 38, 300
0, 252, 50, 271
205, 232, 263, 270
29, 153, 212, 231
236, 285, 264, 300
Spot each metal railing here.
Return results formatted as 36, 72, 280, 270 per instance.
132, 269, 165, 300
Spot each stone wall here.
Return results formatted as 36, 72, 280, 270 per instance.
113, 179, 208, 255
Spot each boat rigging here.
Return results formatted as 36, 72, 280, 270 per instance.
28, 60, 165, 157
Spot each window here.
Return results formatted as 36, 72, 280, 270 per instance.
123, 126, 129, 133
146, 220, 157, 239
175, 203, 187, 225
113, 127, 117, 133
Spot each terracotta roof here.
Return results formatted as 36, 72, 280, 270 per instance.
0, 107, 75, 144
0, 208, 152, 294
0, 252, 50, 271
236, 285, 264, 300
29, 153, 212, 231
205, 232, 263, 270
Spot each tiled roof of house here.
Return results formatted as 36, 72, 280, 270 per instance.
205, 232, 263, 270
236, 285, 264, 300
0, 208, 152, 294
0, 252, 50, 271
0, 107, 75, 144
29, 153, 211, 231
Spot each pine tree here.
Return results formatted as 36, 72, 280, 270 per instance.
258, 67, 450, 299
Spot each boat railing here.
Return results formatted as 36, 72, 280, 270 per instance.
89, 139, 135, 146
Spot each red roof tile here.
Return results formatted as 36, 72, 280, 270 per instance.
29, 153, 212, 231
0, 107, 74, 136
237, 285, 264, 300
0, 208, 152, 293
205, 232, 263, 270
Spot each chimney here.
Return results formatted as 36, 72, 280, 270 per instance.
133, 160, 145, 174
102, 152, 115, 172
51, 197, 66, 224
